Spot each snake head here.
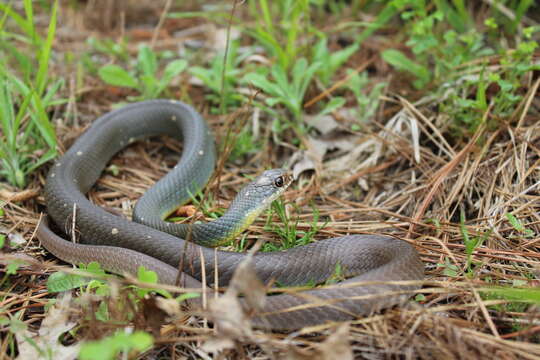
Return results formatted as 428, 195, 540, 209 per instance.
211, 169, 293, 244
244, 169, 293, 206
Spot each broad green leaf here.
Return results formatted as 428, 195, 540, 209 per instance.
320, 97, 345, 116
163, 59, 187, 80
265, 97, 283, 107
244, 72, 283, 97
140, 74, 158, 98
160, 59, 187, 91
297, 60, 322, 100
98, 65, 137, 88
79, 331, 153, 360
189, 67, 212, 86
382, 49, 430, 88
486, 287, 540, 303
271, 63, 290, 93
330, 43, 359, 70
84, 261, 107, 275
47, 272, 88, 292
137, 44, 157, 77
506, 213, 525, 232
176, 292, 201, 303
137, 266, 158, 284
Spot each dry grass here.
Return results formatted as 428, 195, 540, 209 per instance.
1, 1, 540, 359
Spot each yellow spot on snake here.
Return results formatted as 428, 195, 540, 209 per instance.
76, 151, 83, 156
111, 228, 119, 235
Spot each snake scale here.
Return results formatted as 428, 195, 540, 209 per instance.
37, 100, 424, 330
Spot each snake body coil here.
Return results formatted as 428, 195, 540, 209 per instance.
37, 100, 424, 330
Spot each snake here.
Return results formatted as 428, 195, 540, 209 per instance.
36, 100, 424, 330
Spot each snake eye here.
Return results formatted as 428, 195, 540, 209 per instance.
274, 176, 284, 187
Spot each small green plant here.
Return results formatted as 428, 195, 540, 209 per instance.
0, 0, 62, 188
311, 36, 358, 86
167, 188, 223, 223
345, 70, 387, 129
437, 258, 459, 278
441, 32, 538, 134
262, 200, 326, 251
189, 41, 252, 111
47, 262, 175, 299
130, 266, 172, 299
1, 257, 30, 290
379, 2, 493, 89
79, 330, 153, 360
98, 44, 187, 100
88, 37, 130, 62
46, 261, 198, 339
229, 128, 260, 161
325, 262, 346, 285
481, 285, 540, 317
382, 48, 431, 89
0, 311, 31, 358
460, 210, 490, 276
243, 58, 322, 122
46, 262, 109, 293
246, 0, 312, 71
506, 213, 535, 237
79, 37, 130, 75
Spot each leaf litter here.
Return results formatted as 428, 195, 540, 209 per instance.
1, 2, 540, 359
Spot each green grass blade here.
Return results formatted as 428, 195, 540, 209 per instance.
23, 0, 36, 45
0, 3, 42, 45
31, 91, 57, 149
434, 0, 466, 32
35, 0, 58, 96
356, 2, 399, 44
0, 76, 16, 148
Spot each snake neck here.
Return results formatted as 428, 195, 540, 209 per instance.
190, 203, 263, 247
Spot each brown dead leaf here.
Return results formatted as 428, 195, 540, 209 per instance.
16, 293, 80, 360
141, 297, 171, 336
206, 253, 266, 340
229, 256, 266, 312
208, 291, 252, 338
319, 324, 353, 360
286, 324, 352, 360
175, 205, 197, 217
201, 337, 235, 354
155, 297, 182, 318
291, 135, 358, 179
304, 114, 340, 135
